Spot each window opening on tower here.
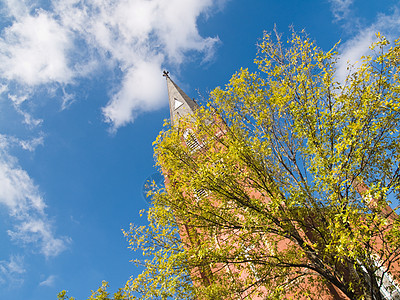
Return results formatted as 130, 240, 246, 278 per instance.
183, 129, 202, 152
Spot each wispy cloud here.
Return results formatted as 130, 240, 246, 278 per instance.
19, 136, 44, 152
0, 136, 69, 258
0, 134, 44, 152
39, 274, 56, 287
0, 255, 26, 287
5, 91, 43, 128
328, 0, 354, 22
8, 220, 70, 258
335, 8, 400, 83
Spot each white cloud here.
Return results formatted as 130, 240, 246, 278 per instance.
1, 0, 30, 20
102, 59, 166, 131
0, 139, 69, 258
0, 255, 26, 286
56, 0, 220, 129
335, 8, 400, 83
336, 30, 375, 83
0, 10, 74, 86
0, 0, 221, 130
39, 274, 56, 287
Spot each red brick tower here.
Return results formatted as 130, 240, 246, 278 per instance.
162, 72, 400, 300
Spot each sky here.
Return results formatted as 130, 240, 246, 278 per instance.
0, 0, 400, 299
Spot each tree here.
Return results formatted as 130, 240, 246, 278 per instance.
127, 29, 400, 299
58, 281, 131, 300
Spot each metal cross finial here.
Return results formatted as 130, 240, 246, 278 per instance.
163, 70, 169, 77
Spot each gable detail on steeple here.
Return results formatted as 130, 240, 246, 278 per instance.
174, 98, 184, 110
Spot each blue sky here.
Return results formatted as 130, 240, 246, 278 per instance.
0, 0, 399, 299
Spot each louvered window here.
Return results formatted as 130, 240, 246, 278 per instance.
194, 188, 208, 201
183, 129, 201, 152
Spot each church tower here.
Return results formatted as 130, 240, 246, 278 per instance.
161, 72, 351, 299
160, 71, 400, 300
162, 72, 281, 299
162, 71, 215, 287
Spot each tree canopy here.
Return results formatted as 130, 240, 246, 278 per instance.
61, 29, 400, 300
127, 29, 400, 300
58, 281, 130, 300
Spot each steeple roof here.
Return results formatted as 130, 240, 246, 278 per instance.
164, 71, 200, 126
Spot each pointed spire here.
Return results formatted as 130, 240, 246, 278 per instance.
163, 71, 200, 126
